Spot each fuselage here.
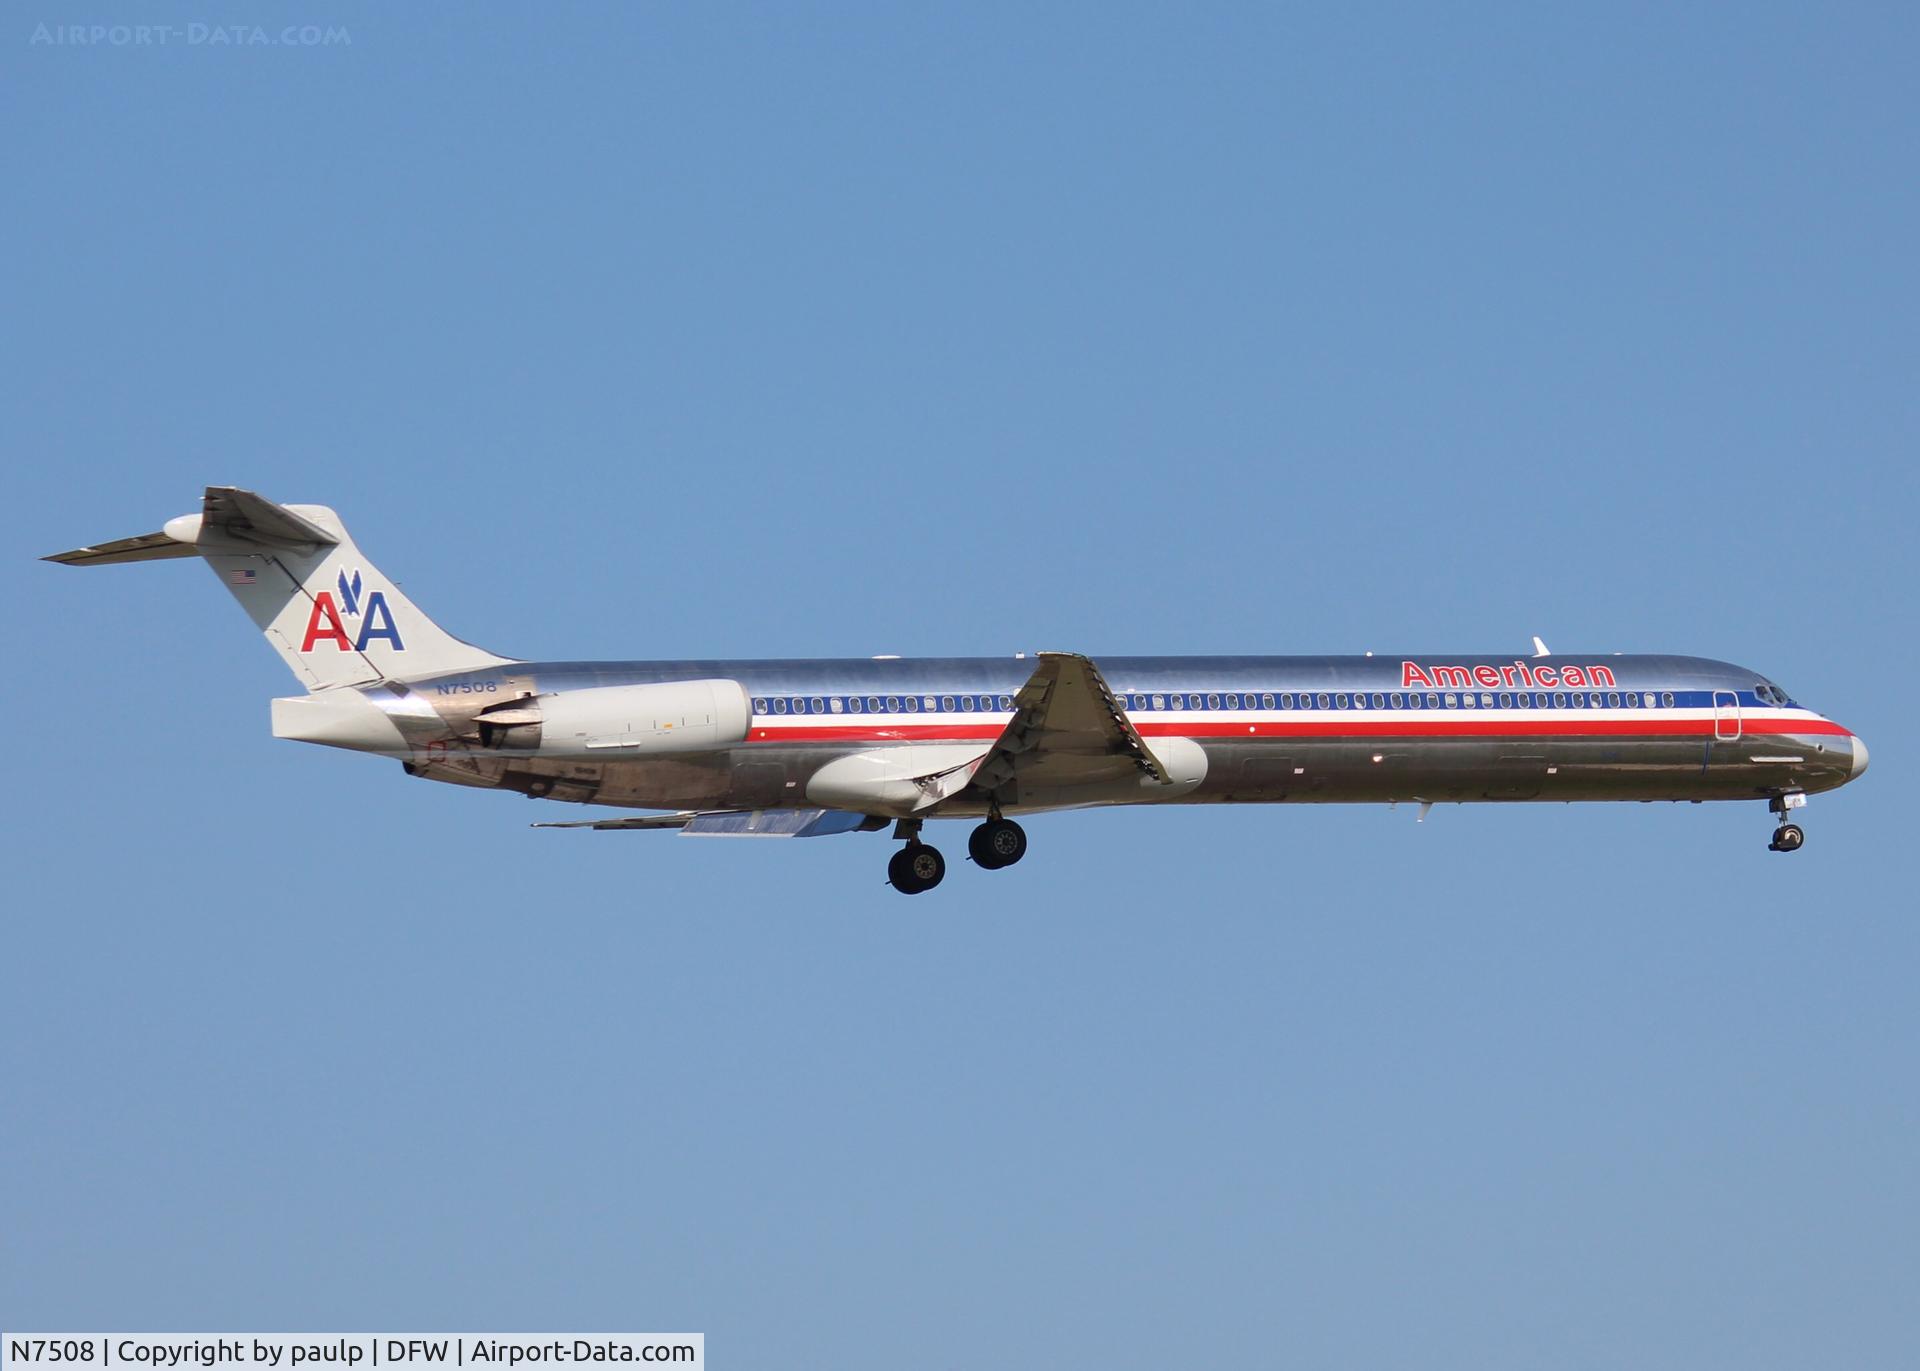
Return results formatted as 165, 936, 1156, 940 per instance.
50, 493, 1871, 890
372, 652, 1868, 816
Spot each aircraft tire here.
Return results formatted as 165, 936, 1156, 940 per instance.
1769, 822, 1805, 853
889, 842, 946, 893
969, 819, 1027, 870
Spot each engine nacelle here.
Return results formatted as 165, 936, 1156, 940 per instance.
478, 680, 751, 757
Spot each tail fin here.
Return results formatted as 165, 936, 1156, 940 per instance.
45, 485, 514, 689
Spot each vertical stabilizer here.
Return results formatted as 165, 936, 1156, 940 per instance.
46, 486, 515, 688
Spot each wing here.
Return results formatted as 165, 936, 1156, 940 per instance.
968, 651, 1170, 795
535, 808, 885, 838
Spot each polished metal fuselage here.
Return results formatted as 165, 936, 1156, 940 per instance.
387, 653, 1863, 818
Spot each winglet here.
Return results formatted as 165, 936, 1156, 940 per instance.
1531, 636, 1551, 658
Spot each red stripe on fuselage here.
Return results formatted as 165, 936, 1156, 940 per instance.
744, 717, 1853, 744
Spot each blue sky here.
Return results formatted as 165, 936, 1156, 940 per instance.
4, 4, 1916, 1366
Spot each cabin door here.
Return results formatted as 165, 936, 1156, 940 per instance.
1712, 690, 1742, 741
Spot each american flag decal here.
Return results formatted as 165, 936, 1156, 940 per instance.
226, 568, 258, 587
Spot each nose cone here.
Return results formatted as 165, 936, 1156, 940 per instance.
1852, 734, 1870, 779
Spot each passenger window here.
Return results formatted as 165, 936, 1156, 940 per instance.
1424, 693, 1439, 709
1552, 692, 1565, 708
1408, 693, 1422, 709
1152, 694, 1166, 710
1462, 693, 1477, 709
1605, 692, 1619, 708
1353, 693, 1368, 709
1226, 693, 1241, 710
1663, 691, 1675, 707
1262, 693, 1275, 709
1444, 693, 1458, 708
1279, 693, 1294, 709
774, 697, 789, 714
1498, 693, 1512, 708
1335, 693, 1350, 708
885, 696, 900, 712
1317, 693, 1331, 708
1207, 693, 1221, 709
904, 697, 919, 712
1391, 693, 1404, 708
752, 698, 768, 714
848, 696, 863, 713
960, 696, 975, 712
831, 697, 844, 713
866, 697, 881, 713
1371, 693, 1385, 708
941, 695, 955, 712
805, 698, 820, 714
998, 695, 1013, 711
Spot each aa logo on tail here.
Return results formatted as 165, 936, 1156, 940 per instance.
301, 568, 405, 652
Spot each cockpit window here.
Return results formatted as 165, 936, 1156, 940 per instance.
1755, 681, 1793, 706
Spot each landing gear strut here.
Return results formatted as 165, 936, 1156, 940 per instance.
968, 818, 1027, 870
1768, 794, 1807, 853
886, 819, 946, 894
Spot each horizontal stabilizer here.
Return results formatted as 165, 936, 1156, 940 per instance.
199, 485, 339, 549
43, 531, 198, 566
534, 808, 880, 838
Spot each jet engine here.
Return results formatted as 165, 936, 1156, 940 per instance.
476, 680, 751, 757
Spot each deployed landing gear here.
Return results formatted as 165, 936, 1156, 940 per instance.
888, 842, 946, 894
1768, 794, 1807, 853
968, 818, 1027, 870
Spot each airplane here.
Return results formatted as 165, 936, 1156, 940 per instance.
46, 487, 1869, 893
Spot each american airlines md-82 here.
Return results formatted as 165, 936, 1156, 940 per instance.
48, 488, 1869, 893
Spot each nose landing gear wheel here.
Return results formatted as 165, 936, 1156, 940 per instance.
1768, 822, 1805, 853
888, 842, 946, 894
968, 818, 1028, 870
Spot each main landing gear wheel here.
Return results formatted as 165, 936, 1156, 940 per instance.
888, 842, 946, 894
968, 818, 1028, 870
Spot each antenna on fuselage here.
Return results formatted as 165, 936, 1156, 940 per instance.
1531, 636, 1551, 658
